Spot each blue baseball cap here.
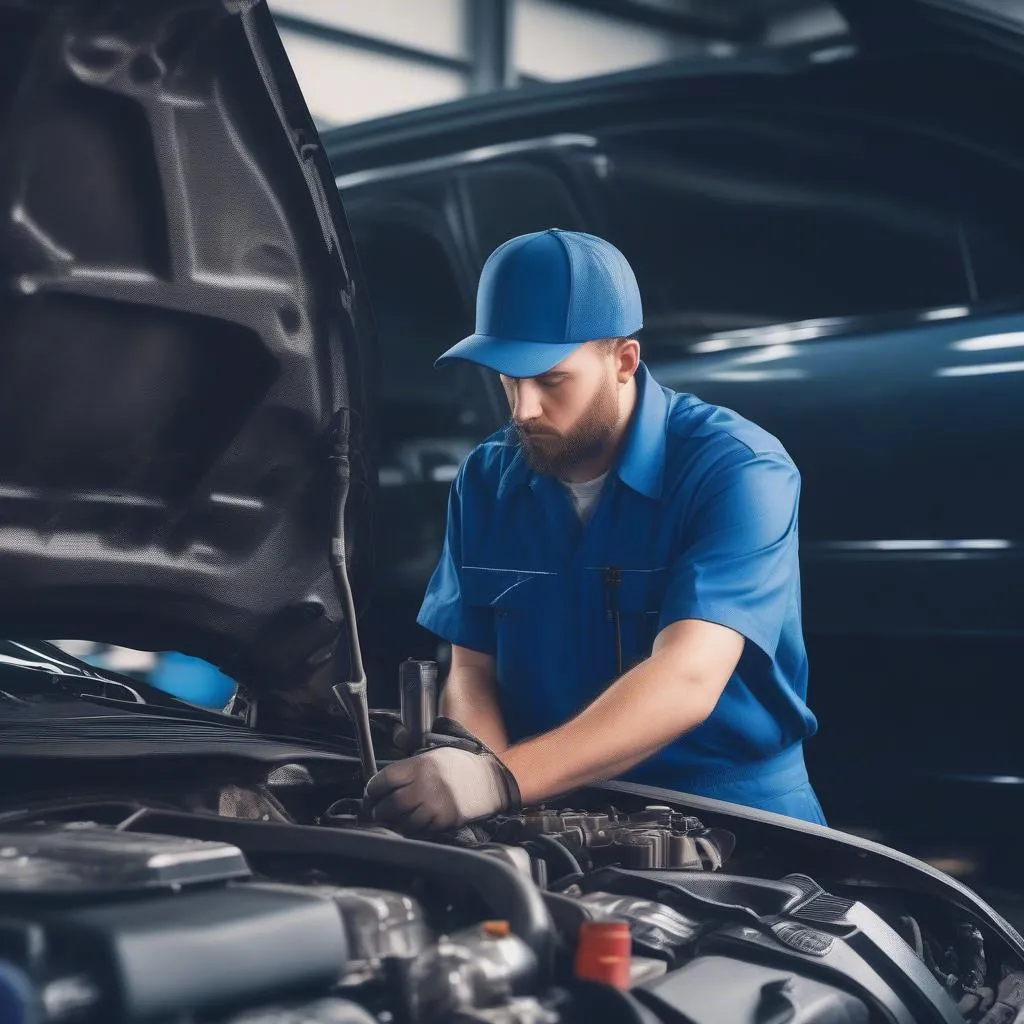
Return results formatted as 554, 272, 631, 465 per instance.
436, 229, 643, 377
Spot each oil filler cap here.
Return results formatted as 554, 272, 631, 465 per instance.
574, 921, 632, 990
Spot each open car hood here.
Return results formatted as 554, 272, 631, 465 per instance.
0, 0, 377, 719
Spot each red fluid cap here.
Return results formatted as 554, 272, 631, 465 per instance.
574, 920, 632, 990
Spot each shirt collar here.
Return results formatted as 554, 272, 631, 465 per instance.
615, 361, 668, 500
496, 430, 533, 501
496, 361, 668, 502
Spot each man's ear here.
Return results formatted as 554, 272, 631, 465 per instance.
616, 338, 641, 382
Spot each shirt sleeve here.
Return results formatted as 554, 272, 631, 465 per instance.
659, 450, 801, 660
416, 463, 497, 656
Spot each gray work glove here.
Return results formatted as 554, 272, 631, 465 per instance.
363, 717, 521, 834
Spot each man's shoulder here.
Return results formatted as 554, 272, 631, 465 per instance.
661, 385, 796, 475
458, 426, 522, 491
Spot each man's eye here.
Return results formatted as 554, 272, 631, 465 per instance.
540, 376, 564, 388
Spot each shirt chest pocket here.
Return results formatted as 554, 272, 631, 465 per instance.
601, 567, 669, 671
461, 567, 564, 663
462, 565, 569, 692
461, 567, 556, 613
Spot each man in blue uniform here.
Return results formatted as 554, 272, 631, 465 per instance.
365, 229, 825, 833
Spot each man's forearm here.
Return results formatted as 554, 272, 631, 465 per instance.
500, 646, 720, 804
439, 666, 510, 753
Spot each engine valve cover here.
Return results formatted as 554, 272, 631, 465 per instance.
494, 806, 735, 871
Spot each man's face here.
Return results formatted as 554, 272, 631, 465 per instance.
499, 341, 634, 477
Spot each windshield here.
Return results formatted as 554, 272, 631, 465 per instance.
578, 106, 1024, 363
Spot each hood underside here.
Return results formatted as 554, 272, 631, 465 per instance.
0, 0, 376, 714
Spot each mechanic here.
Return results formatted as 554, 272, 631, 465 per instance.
364, 229, 825, 834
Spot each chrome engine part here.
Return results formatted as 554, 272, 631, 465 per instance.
489, 804, 737, 873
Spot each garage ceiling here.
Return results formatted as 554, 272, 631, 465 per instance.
557, 0, 829, 40
270, 0, 847, 128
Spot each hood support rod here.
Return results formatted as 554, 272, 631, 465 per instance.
328, 408, 377, 784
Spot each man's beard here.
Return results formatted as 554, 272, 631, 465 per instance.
513, 377, 619, 478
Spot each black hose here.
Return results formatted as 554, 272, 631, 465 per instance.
123, 808, 556, 972
524, 834, 584, 882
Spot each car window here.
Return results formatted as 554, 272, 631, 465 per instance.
580, 121, 1024, 351
346, 211, 502, 701
353, 215, 496, 450
457, 159, 587, 264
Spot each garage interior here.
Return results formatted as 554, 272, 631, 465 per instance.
4, 2, 1024, 1020
37, 0, 1024, 926
264, 0, 1024, 916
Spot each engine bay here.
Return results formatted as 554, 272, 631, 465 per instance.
1, 661, 1021, 1024
1, 783, 1023, 1024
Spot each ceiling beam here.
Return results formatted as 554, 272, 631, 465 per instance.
550, 0, 763, 41
271, 12, 473, 73
467, 0, 518, 93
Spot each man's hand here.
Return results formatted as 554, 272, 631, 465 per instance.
363, 718, 521, 833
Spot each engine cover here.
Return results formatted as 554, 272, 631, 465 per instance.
573, 868, 964, 1024
635, 954, 869, 1024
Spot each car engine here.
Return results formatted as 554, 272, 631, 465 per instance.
1, 786, 1023, 1024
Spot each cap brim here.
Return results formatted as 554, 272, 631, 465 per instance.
435, 333, 583, 377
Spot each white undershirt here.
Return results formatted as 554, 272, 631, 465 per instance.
561, 471, 609, 524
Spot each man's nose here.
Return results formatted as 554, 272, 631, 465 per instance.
512, 381, 544, 423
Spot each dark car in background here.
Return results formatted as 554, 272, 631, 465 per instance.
325, 0, 1024, 870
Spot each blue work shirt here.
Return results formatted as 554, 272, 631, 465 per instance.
418, 363, 823, 823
